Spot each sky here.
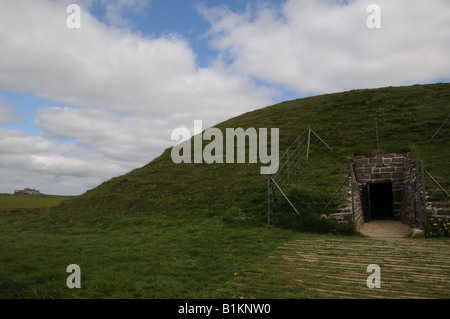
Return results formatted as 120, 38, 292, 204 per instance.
0, 0, 449, 195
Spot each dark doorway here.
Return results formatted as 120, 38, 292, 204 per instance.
362, 182, 394, 221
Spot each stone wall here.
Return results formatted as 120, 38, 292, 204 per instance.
428, 202, 450, 228
329, 153, 420, 230
328, 153, 448, 232
353, 153, 415, 227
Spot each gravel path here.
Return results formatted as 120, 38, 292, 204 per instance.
359, 220, 413, 237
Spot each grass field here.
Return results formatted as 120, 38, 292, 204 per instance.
0, 194, 73, 209
1, 206, 448, 299
0, 83, 449, 299
0, 207, 296, 298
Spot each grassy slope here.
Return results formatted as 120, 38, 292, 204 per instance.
56, 83, 450, 219
1, 83, 449, 298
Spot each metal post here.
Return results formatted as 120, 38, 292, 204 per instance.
421, 161, 427, 229
321, 174, 350, 215
306, 125, 311, 160
267, 174, 272, 225
428, 114, 450, 145
425, 170, 450, 199
311, 129, 333, 152
413, 163, 418, 223
350, 164, 356, 226
270, 176, 300, 215
375, 117, 379, 148
287, 149, 290, 185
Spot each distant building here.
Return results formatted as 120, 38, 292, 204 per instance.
14, 188, 42, 195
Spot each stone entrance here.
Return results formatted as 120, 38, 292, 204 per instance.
352, 153, 416, 230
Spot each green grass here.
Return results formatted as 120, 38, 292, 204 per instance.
0, 194, 73, 209
0, 83, 449, 299
0, 208, 295, 298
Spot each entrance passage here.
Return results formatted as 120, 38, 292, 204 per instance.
362, 182, 394, 221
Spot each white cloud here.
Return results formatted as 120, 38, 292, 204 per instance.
0, 0, 275, 195
35, 106, 171, 163
0, 0, 273, 118
0, 97, 23, 124
200, 0, 450, 95
0, 128, 119, 195
1, 0, 449, 195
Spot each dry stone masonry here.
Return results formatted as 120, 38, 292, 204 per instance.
332, 153, 421, 230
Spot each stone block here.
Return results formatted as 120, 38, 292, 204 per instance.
356, 167, 371, 174
390, 161, 405, 167
380, 172, 392, 179
357, 173, 370, 181
412, 228, 425, 238
369, 157, 383, 164
370, 173, 382, 179
393, 190, 403, 202
392, 157, 405, 163
355, 157, 369, 165
392, 173, 404, 179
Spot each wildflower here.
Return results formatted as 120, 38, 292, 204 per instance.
433, 223, 438, 226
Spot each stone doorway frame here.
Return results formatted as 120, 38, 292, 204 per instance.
352, 153, 416, 230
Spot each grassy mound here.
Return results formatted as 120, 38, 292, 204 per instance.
1, 83, 449, 298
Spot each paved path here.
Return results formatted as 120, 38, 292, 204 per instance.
222, 236, 450, 299
359, 220, 413, 238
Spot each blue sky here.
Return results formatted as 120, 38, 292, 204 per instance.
0, 0, 449, 195
90, 0, 251, 68
0, 0, 289, 138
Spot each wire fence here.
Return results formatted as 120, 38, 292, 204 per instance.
290, 112, 450, 154
267, 114, 450, 229
272, 128, 308, 187
267, 126, 341, 224
413, 160, 450, 236
272, 126, 334, 188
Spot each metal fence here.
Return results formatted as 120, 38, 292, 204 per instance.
272, 126, 332, 187
267, 126, 335, 225
266, 114, 450, 228
416, 160, 450, 232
